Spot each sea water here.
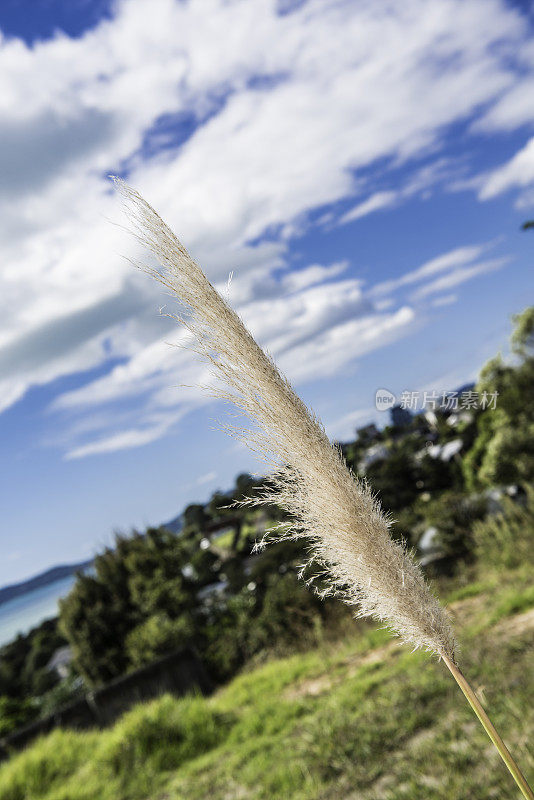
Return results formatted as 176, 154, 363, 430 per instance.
0, 575, 76, 647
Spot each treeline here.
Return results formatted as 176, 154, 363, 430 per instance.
1, 307, 533, 738
58, 492, 325, 687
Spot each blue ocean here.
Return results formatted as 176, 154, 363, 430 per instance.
0, 575, 76, 647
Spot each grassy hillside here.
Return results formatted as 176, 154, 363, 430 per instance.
0, 564, 532, 800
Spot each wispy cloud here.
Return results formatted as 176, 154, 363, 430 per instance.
65, 410, 184, 459
410, 257, 510, 301
66, 428, 165, 459
431, 294, 458, 307
371, 243, 493, 297
196, 471, 217, 486
282, 261, 348, 293
326, 408, 376, 441
479, 137, 534, 201
338, 191, 398, 225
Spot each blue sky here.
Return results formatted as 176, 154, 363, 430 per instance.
0, 0, 533, 586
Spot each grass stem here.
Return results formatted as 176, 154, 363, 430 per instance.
442, 655, 534, 799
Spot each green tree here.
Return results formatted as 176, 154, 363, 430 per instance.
182, 503, 209, 532
463, 307, 534, 490
59, 570, 135, 684
231, 473, 258, 502
365, 447, 420, 511
421, 490, 487, 558
59, 527, 198, 685
511, 305, 534, 355
0, 618, 66, 700
124, 528, 194, 617
247, 573, 324, 655
0, 696, 38, 737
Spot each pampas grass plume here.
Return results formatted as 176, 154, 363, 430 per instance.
113, 179, 533, 800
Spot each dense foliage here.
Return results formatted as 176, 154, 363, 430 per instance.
0, 619, 67, 734
463, 307, 534, 490
0, 619, 64, 701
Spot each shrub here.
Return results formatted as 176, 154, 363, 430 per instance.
247, 574, 324, 656
421, 490, 487, 558
125, 613, 194, 668
473, 487, 534, 569
0, 696, 38, 737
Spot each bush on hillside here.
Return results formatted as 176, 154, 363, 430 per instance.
0, 696, 39, 737
473, 487, 534, 569
420, 490, 487, 559
126, 613, 195, 669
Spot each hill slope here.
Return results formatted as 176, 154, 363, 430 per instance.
0, 565, 532, 800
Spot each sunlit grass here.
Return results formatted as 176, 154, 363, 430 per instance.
1, 567, 532, 800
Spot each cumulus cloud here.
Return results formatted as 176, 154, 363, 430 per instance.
0, 0, 530, 456
0, 109, 117, 198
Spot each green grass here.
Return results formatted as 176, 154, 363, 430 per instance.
444, 579, 492, 604
488, 584, 534, 625
1, 569, 533, 800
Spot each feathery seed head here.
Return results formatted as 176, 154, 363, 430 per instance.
114, 178, 456, 661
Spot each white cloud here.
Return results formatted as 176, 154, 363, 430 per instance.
471, 39, 534, 133
474, 77, 534, 134
515, 187, 534, 210
0, 0, 529, 456
337, 160, 469, 227
54, 271, 402, 413
326, 408, 376, 441
283, 262, 348, 293
277, 306, 417, 382
479, 137, 534, 200
338, 191, 398, 225
65, 410, 184, 459
410, 257, 509, 300
196, 471, 217, 486
54, 236, 503, 458
371, 243, 491, 297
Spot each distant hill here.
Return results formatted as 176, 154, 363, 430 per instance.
161, 514, 183, 535
0, 560, 93, 607
0, 509, 185, 606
